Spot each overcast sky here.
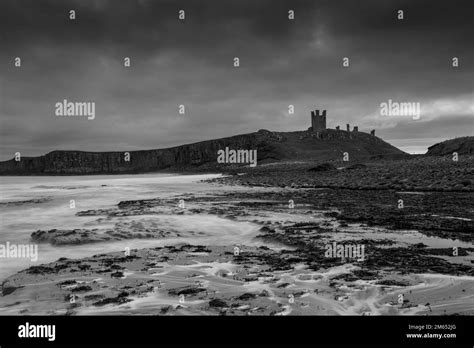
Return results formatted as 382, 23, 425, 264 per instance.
1, 0, 473, 160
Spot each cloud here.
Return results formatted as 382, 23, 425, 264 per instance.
1, 0, 473, 160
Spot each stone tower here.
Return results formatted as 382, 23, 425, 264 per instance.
310, 110, 327, 132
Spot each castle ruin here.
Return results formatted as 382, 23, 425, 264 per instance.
308, 110, 372, 136
310, 110, 326, 132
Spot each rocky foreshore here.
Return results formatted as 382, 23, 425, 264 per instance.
1, 239, 472, 315
1, 155, 473, 315
210, 155, 474, 192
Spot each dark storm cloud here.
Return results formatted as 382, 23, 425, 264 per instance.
1, 0, 473, 160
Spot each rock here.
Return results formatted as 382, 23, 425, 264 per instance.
237, 293, 258, 300
110, 271, 124, 278
1, 283, 23, 296
308, 163, 336, 172
92, 292, 131, 306
168, 286, 207, 296
209, 299, 228, 308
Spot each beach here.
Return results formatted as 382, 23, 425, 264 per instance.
0, 169, 472, 315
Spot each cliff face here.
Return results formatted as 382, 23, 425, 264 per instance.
0, 129, 406, 175
426, 136, 474, 156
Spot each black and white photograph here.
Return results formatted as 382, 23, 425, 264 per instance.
0, 0, 473, 346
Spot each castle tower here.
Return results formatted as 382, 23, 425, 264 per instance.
370, 129, 375, 136
310, 110, 326, 132
346, 124, 350, 131
353, 126, 358, 132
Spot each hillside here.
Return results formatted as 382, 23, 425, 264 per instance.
0, 129, 406, 175
426, 136, 474, 156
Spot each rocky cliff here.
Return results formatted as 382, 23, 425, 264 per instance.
0, 129, 406, 175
